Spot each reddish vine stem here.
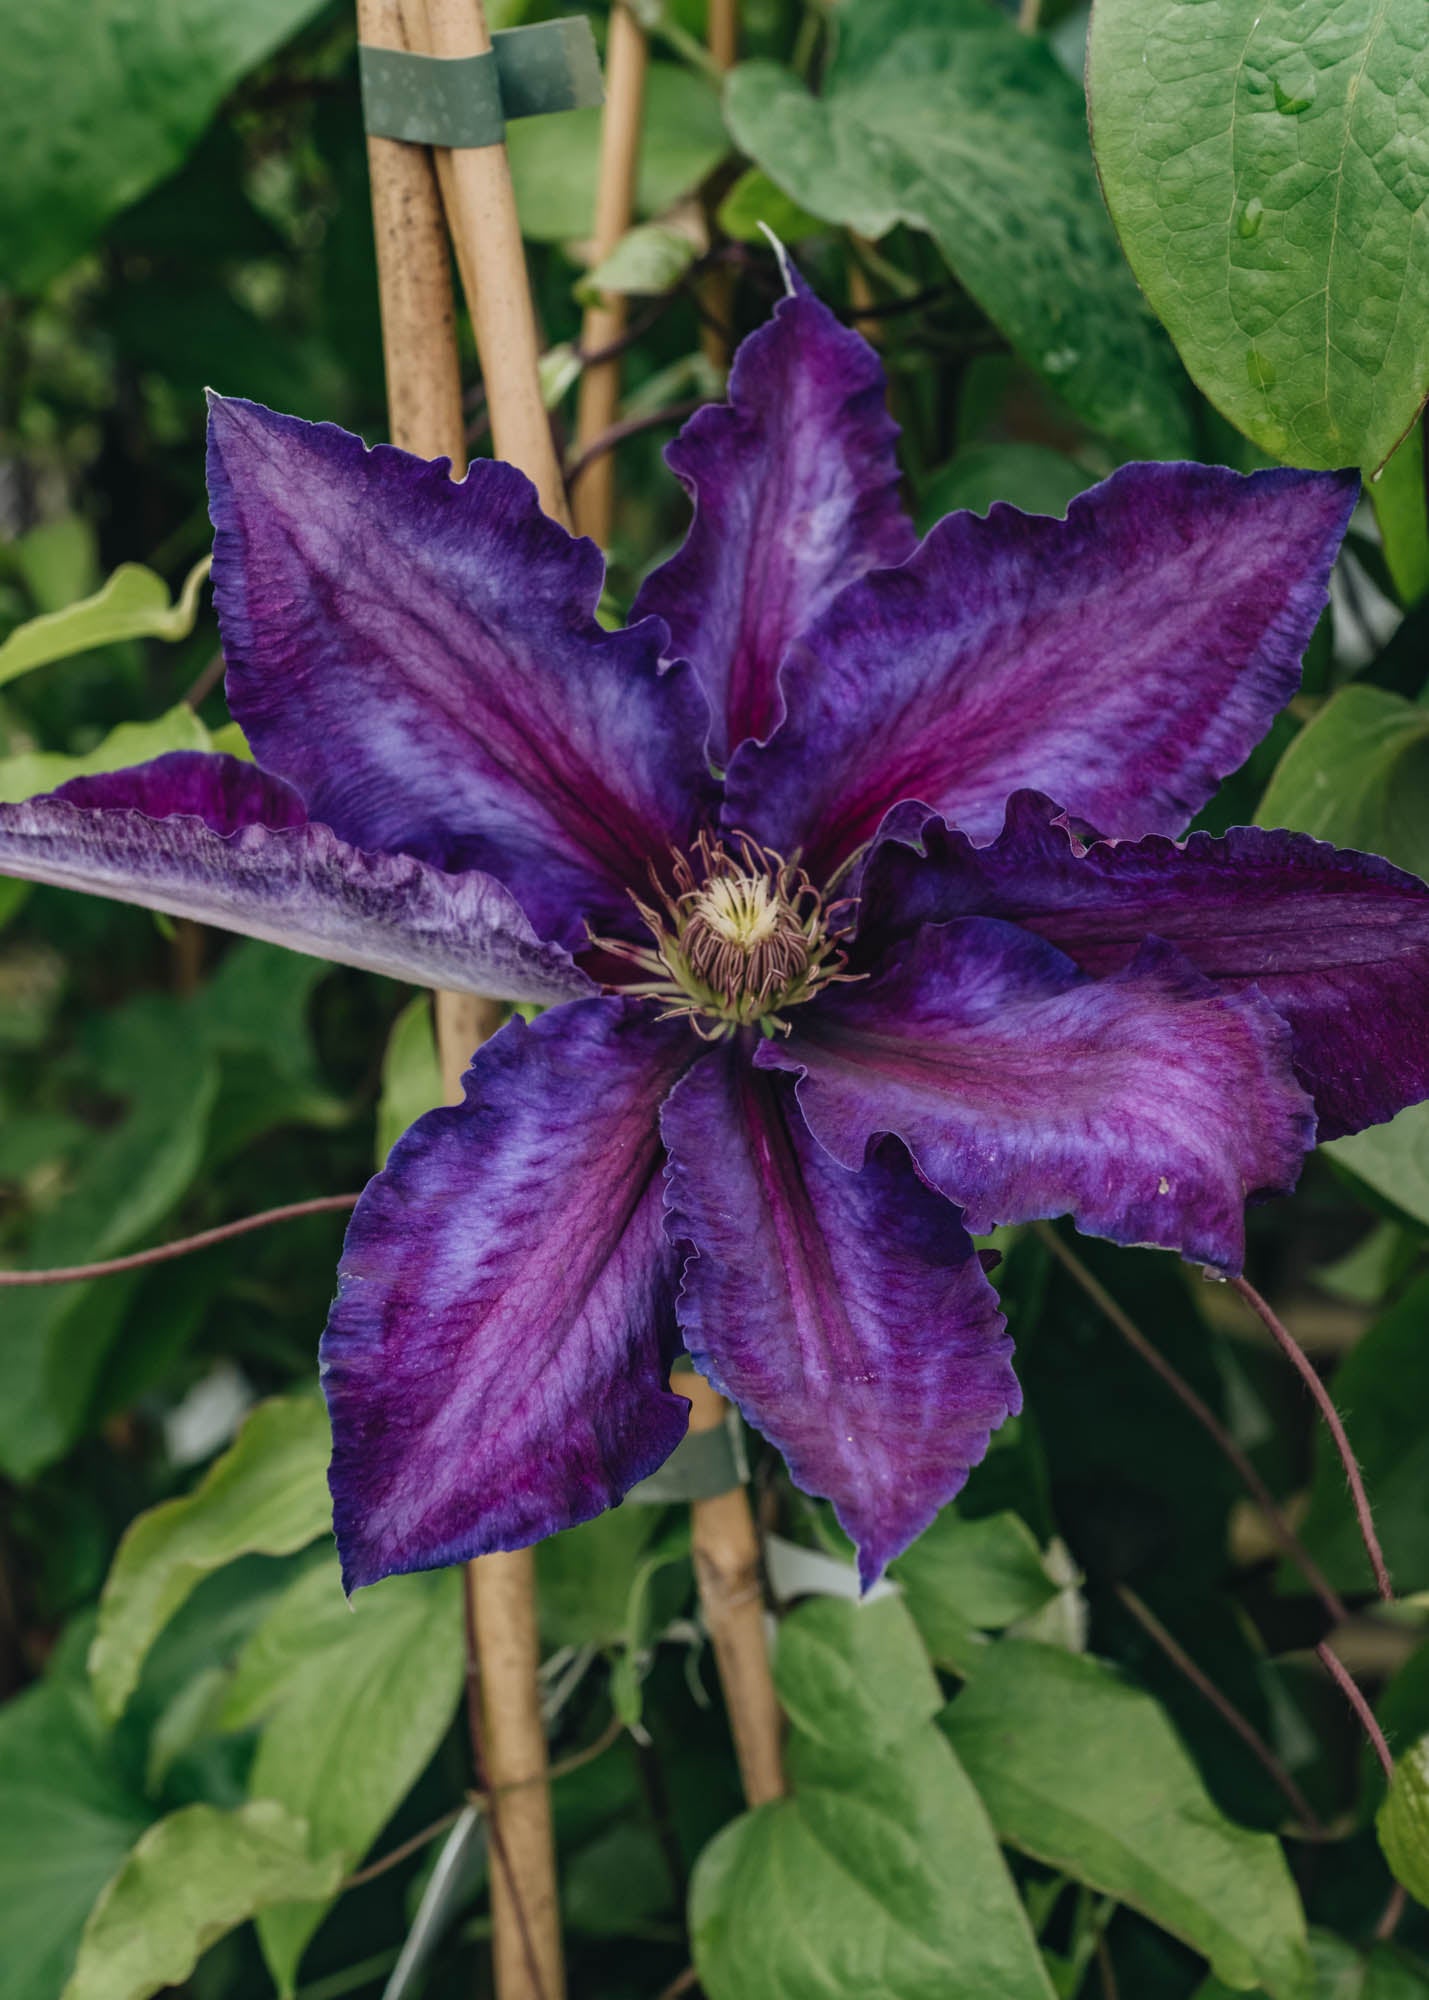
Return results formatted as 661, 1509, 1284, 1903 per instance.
1037, 1227, 1400, 1817
1231, 1273, 1394, 1603
1032, 1224, 1350, 1625
565, 398, 707, 489
0, 1193, 361, 1286
1377, 1883, 1407, 1942
1316, 1639, 1395, 1782
1116, 1585, 1324, 1837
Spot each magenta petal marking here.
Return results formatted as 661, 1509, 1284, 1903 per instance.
725, 462, 1357, 870
0, 751, 586, 1003
323, 1000, 695, 1590
661, 1048, 1018, 1586
862, 793, 1429, 1143
761, 918, 1316, 1272
207, 395, 713, 947
631, 288, 915, 765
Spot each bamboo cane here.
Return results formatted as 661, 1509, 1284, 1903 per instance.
571, 3, 649, 543
358, 0, 465, 464
356, 5, 564, 1995
424, 0, 568, 524
698, 0, 738, 373
683, 1374, 786, 1804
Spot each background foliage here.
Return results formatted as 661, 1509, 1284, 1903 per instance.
2, 1, 1428, 1996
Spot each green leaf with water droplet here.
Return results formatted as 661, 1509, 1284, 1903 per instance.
1090, 0, 1429, 474
724, 0, 1193, 459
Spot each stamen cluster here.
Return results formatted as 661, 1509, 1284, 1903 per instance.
595, 831, 856, 1038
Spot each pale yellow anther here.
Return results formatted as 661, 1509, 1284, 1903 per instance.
698, 875, 783, 952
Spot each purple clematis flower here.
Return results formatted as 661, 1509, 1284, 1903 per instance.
2, 280, 1426, 1592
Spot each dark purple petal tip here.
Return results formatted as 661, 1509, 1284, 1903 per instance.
323, 999, 694, 1591
662, 1050, 1019, 1586
207, 394, 712, 948
861, 791, 1429, 1145
0, 750, 586, 1003
633, 285, 915, 766
763, 917, 1317, 1273
726, 460, 1358, 869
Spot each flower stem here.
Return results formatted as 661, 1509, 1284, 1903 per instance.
1116, 1584, 1323, 1836
572, 2, 649, 544
1230, 1272, 1393, 1603
1316, 1638, 1394, 1782
0, 1193, 360, 1286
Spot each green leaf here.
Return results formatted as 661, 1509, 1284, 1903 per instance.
0, 556, 209, 689
892, 1508, 1063, 1664
691, 1598, 1057, 2000
88, 1395, 332, 1724
1255, 680, 1429, 1229
1296, 1274, 1429, 1592
508, 63, 727, 243
1379, 1736, 1429, 1910
0, 1676, 150, 2000
0, 1013, 220, 1483
1372, 421, 1429, 608
724, 0, 1193, 458
1257, 685, 1429, 880
716, 166, 826, 245
943, 1641, 1312, 1998
0, 1, 327, 290
536, 1503, 665, 1651
917, 444, 1097, 533
246, 1561, 466, 1994
60, 1800, 342, 2000
0, 705, 211, 806
1327, 1106, 1429, 1230
1194, 1929, 1429, 1997
1088, 0, 1429, 473
376, 995, 444, 1167
774, 1595, 943, 1755
576, 221, 701, 305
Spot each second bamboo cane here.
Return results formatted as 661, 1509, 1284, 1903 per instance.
572, 3, 649, 543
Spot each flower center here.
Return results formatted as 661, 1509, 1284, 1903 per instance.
592, 831, 856, 1039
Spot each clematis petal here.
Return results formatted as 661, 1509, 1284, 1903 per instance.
631, 285, 915, 766
323, 1000, 694, 1590
662, 1049, 1018, 1586
725, 461, 1357, 870
760, 918, 1315, 1272
862, 793, 1429, 1142
207, 395, 713, 947
0, 751, 585, 1004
